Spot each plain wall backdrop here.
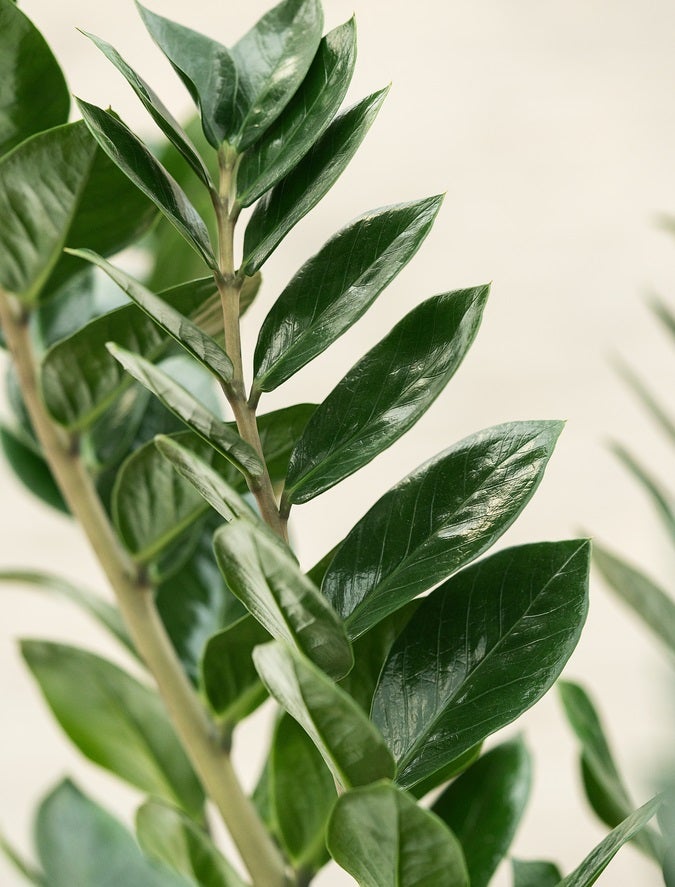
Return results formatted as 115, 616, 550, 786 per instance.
1, 0, 674, 884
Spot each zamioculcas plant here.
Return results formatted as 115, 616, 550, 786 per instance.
0, 1, 664, 884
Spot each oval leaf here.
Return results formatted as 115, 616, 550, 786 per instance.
512, 859, 563, 887
0, 423, 67, 513
431, 738, 532, 887
285, 285, 489, 503
242, 88, 388, 275
253, 195, 443, 392
213, 519, 353, 679
327, 781, 469, 887
253, 641, 395, 788
372, 540, 590, 790
323, 420, 563, 638
22, 641, 204, 815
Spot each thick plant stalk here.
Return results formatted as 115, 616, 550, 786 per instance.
0, 291, 290, 887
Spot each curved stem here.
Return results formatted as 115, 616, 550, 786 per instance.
0, 291, 289, 887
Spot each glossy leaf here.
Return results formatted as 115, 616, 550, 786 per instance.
84, 31, 212, 188
201, 617, 269, 723
136, 800, 246, 887
409, 744, 483, 801
0, 0, 69, 157
253, 641, 395, 788
36, 781, 189, 887
594, 543, 675, 655
270, 714, 337, 871
559, 797, 663, 887
285, 285, 488, 503
242, 89, 388, 274
0, 121, 152, 303
0, 570, 134, 658
213, 519, 353, 679
327, 781, 469, 887
0, 424, 67, 513
256, 403, 317, 480
68, 249, 233, 383
21, 641, 204, 815
612, 442, 675, 543
157, 522, 246, 685
558, 680, 663, 860
237, 19, 357, 206
512, 859, 562, 887
431, 738, 532, 887
322, 421, 563, 638
372, 540, 590, 790
41, 277, 218, 430
76, 99, 217, 270
253, 195, 443, 392
107, 343, 262, 477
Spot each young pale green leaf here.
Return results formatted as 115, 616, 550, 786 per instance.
22, 641, 204, 815
83, 31, 212, 188
0, 830, 43, 885
237, 19, 357, 206
242, 89, 389, 275
253, 641, 396, 788
612, 443, 675, 543
512, 859, 563, 887
0, 121, 152, 303
136, 800, 247, 887
558, 797, 663, 887
201, 616, 269, 723
284, 286, 489, 503
156, 522, 246, 686
69, 249, 233, 383
76, 99, 217, 271
372, 540, 590, 790
270, 714, 337, 871
327, 781, 469, 887
322, 421, 563, 638
213, 519, 353, 679
107, 343, 263, 477
0, 0, 69, 157
431, 739, 532, 887
558, 680, 663, 861
0, 570, 134, 658
36, 781, 190, 887
253, 195, 443, 392
594, 543, 675, 655
0, 424, 68, 513
41, 277, 217, 430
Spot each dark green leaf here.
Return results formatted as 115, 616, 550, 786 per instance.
76, 99, 217, 270
372, 540, 590, 790
84, 31, 213, 188
322, 420, 563, 638
512, 859, 562, 887
285, 285, 488, 503
22, 641, 204, 815
594, 542, 675, 655
431, 738, 532, 887
408, 744, 483, 801
558, 680, 663, 861
36, 781, 190, 887
256, 402, 317, 480
327, 780, 469, 887
0, 570, 134, 658
0, 830, 43, 885
253, 195, 443, 392
559, 797, 663, 886
612, 443, 675, 543
41, 277, 217, 430
270, 714, 336, 871
68, 250, 233, 383
136, 800, 247, 887
0, 0, 69, 157
107, 343, 263, 477
237, 19, 356, 206
82, 385, 152, 473
213, 519, 353, 679
201, 616, 269, 723
242, 89, 388, 275
0, 424, 67, 513
253, 641, 396, 787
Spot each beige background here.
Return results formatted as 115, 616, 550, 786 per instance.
1, 0, 674, 884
